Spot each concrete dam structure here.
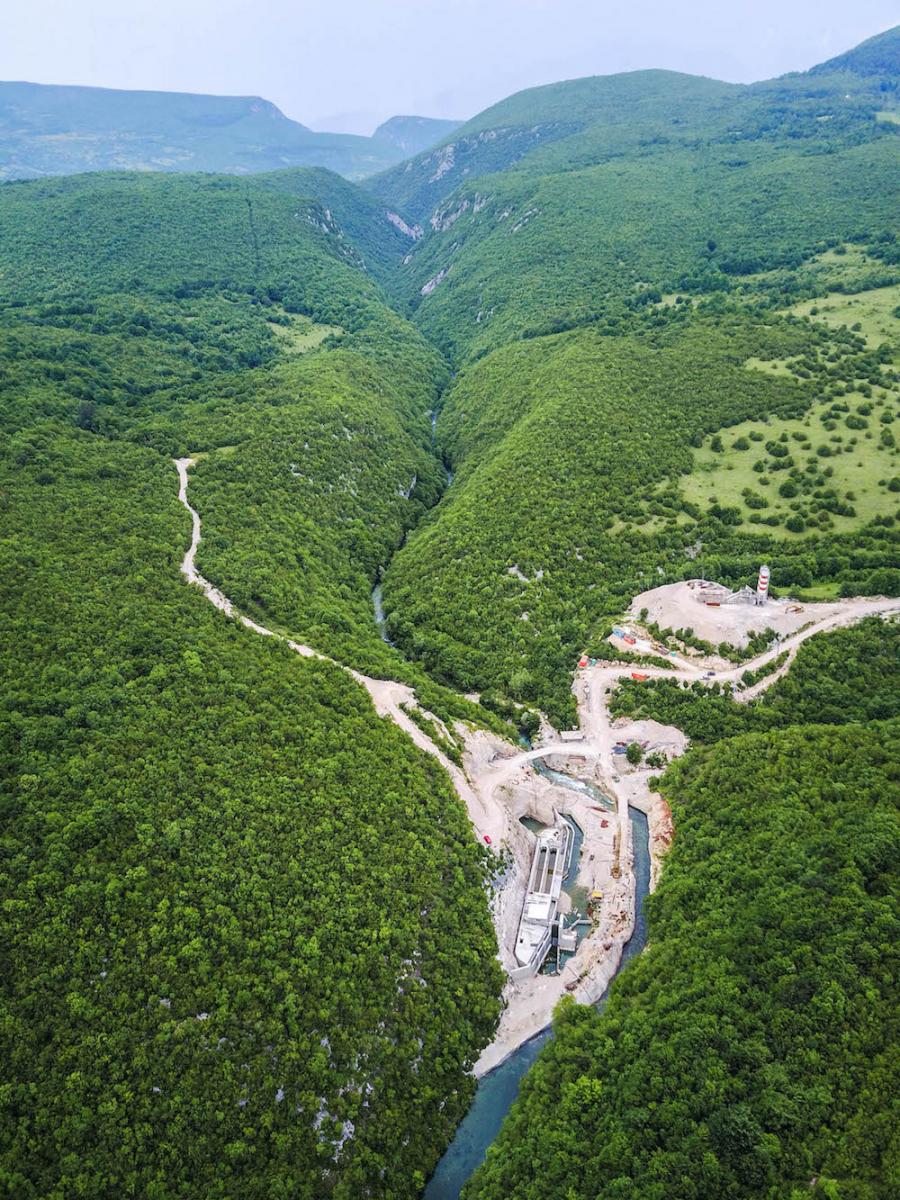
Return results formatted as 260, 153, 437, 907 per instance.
511, 821, 572, 981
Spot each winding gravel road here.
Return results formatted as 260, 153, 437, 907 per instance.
175, 454, 899, 1067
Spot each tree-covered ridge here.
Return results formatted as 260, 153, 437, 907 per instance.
466, 720, 900, 1199
0, 423, 501, 1199
367, 70, 739, 223
0, 170, 442, 427
0, 168, 462, 686
0, 169, 410, 303
397, 136, 898, 363
254, 167, 423, 289
374, 41, 898, 724
809, 23, 900, 78
381, 311, 900, 721
0, 164, 510, 1194
610, 617, 900, 744
0, 169, 539, 740
183, 354, 445, 675
370, 29, 898, 239
372, 115, 463, 157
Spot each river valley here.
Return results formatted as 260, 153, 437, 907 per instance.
174, 454, 900, 1197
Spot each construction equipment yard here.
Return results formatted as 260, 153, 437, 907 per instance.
628, 579, 849, 647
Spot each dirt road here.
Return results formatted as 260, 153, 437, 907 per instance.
175, 456, 899, 1073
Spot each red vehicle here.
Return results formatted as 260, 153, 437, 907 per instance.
483, 834, 492, 845
631, 672, 649, 681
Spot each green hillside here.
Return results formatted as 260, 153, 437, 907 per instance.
0, 168, 413, 297
2, 431, 500, 1199
2, 21, 899, 1200
368, 34, 899, 226
809, 23, 900, 77
380, 306, 899, 721
368, 70, 738, 223
0, 81, 450, 182
386, 75, 896, 362
372, 114, 463, 156
0, 167, 502, 1197
373, 33, 899, 721
253, 167, 424, 286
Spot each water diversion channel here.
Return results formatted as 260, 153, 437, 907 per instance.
424, 776, 651, 1199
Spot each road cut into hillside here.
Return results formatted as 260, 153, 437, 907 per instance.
175, 456, 900, 1076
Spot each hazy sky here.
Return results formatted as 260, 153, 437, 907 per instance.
2, 1, 896, 134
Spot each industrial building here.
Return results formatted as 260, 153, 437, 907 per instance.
511, 821, 572, 980
692, 565, 771, 608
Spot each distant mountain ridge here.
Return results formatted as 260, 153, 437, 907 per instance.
368, 24, 900, 223
808, 23, 900, 77
372, 114, 462, 155
0, 81, 459, 182
367, 68, 739, 222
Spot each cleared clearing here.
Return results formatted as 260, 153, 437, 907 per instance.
683, 393, 900, 534
267, 314, 343, 353
742, 243, 899, 298
682, 280, 900, 535
790, 282, 900, 348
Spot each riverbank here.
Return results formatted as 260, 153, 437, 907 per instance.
470, 750, 630, 1077
466, 691, 682, 1075
425, 803, 652, 1199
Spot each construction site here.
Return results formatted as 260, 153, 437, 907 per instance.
465, 584, 900, 1078
692, 563, 772, 608
621, 567, 842, 649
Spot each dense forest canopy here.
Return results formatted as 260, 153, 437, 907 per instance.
1, 22, 899, 1199
0, 168, 502, 1197
1, 429, 502, 1198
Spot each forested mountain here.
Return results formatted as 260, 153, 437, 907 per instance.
376, 27, 900, 720
368, 70, 739, 222
372, 114, 463, 156
379, 47, 899, 357
809, 23, 900, 77
0, 168, 419, 294
1, 21, 899, 1200
0, 81, 456, 181
371, 28, 900, 224
0, 166, 502, 1197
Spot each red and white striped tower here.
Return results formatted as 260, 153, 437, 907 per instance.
756, 564, 770, 605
